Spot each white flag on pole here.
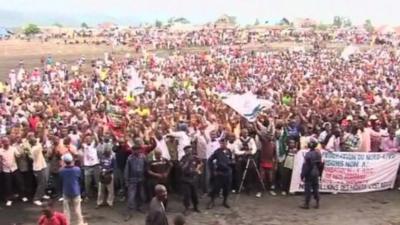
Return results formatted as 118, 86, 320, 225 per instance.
341, 45, 359, 61
222, 92, 273, 122
127, 67, 145, 96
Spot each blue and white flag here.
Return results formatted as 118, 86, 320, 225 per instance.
222, 92, 273, 122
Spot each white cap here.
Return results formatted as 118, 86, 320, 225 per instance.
62, 153, 73, 163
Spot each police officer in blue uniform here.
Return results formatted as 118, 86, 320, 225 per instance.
180, 146, 202, 215
207, 138, 234, 209
300, 138, 323, 209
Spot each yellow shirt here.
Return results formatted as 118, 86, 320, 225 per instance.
0, 82, 4, 94
125, 95, 135, 103
100, 69, 109, 81
135, 108, 150, 117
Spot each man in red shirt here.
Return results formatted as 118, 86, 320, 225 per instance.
38, 201, 68, 225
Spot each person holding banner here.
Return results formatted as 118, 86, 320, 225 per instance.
300, 138, 323, 209
281, 139, 298, 195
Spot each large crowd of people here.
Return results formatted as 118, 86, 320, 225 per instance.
0, 34, 400, 224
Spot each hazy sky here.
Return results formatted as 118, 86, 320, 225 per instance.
0, 0, 398, 26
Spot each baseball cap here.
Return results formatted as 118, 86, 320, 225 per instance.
62, 153, 73, 163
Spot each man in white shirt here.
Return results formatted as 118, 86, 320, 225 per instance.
203, 129, 223, 195
206, 131, 221, 159
29, 138, 48, 206
9, 69, 17, 91
0, 137, 24, 206
154, 131, 171, 160
167, 124, 192, 161
194, 127, 208, 194
81, 134, 100, 200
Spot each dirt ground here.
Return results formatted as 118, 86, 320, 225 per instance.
0, 190, 399, 225
0, 39, 126, 79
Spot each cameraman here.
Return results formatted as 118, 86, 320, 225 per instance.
233, 129, 257, 193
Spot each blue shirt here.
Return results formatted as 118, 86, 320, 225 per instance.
124, 154, 146, 183
100, 155, 115, 172
59, 166, 81, 198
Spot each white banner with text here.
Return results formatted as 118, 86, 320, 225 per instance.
290, 150, 400, 193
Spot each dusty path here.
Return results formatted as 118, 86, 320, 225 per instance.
0, 190, 399, 225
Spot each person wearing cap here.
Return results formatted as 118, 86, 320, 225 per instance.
179, 145, 202, 215
207, 138, 233, 209
300, 138, 323, 209
59, 153, 87, 225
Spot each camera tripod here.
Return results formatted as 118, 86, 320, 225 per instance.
235, 156, 266, 202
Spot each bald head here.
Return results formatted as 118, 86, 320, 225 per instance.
155, 184, 167, 201
155, 184, 166, 193
154, 149, 162, 160
173, 214, 186, 225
